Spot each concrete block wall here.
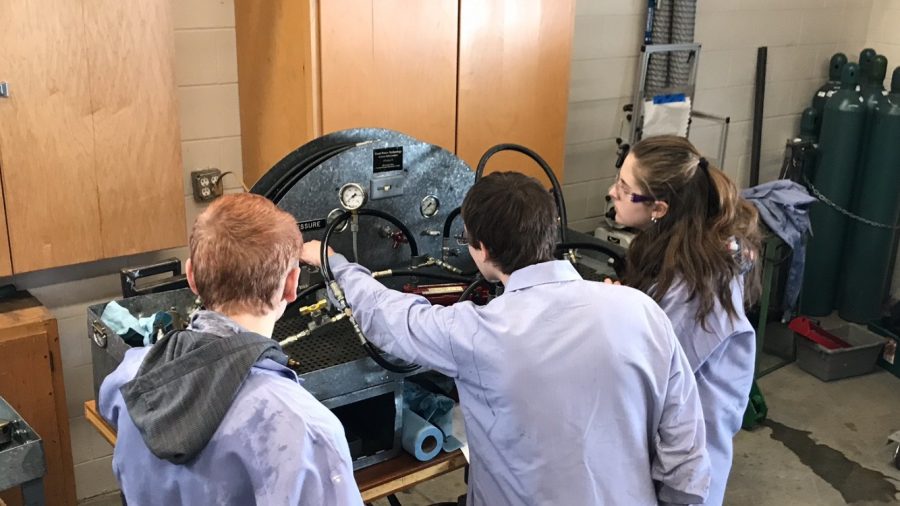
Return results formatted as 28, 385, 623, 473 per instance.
867, 0, 900, 78
563, 0, 874, 235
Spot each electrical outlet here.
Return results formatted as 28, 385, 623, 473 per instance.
191, 168, 223, 202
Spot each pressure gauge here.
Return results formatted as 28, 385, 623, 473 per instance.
339, 183, 367, 210
420, 195, 440, 218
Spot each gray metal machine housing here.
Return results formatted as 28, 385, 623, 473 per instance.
88, 129, 476, 470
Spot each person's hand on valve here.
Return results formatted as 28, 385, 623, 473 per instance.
299, 239, 333, 267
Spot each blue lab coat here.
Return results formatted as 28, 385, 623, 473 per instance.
99, 311, 363, 505
657, 278, 755, 506
330, 254, 711, 506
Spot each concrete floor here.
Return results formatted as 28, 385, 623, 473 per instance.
79, 362, 900, 506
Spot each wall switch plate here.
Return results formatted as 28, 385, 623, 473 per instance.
191, 168, 223, 202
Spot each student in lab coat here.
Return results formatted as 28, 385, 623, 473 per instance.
608, 135, 762, 506
100, 194, 363, 505
302, 171, 711, 506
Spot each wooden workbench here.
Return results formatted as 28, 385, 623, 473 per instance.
84, 401, 466, 502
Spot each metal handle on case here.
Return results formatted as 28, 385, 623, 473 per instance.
91, 320, 108, 348
119, 258, 188, 298
0, 82, 8, 98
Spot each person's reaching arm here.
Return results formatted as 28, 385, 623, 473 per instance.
301, 241, 465, 377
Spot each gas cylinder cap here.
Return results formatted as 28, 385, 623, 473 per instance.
870, 56, 888, 86
829, 53, 848, 81
891, 67, 900, 94
841, 63, 860, 89
800, 107, 818, 136
859, 48, 876, 69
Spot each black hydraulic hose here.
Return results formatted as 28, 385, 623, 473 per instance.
363, 342, 419, 373
442, 207, 462, 239
262, 143, 358, 204
556, 242, 626, 276
320, 209, 420, 374
474, 144, 568, 244
440, 206, 477, 275
458, 275, 488, 303
321, 209, 420, 282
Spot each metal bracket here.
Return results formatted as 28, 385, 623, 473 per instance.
370, 173, 406, 200
0, 82, 9, 98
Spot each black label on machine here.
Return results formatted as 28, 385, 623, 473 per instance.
373, 147, 403, 173
297, 219, 327, 232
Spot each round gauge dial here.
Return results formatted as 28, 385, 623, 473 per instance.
339, 183, 367, 210
420, 195, 440, 218
326, 208, 349, 233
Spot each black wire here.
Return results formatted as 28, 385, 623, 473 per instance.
474, 143, 568, 244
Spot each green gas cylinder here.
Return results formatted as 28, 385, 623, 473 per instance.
799, 107, 818, 142
801, 63, 866, 316
813, 53, 848, 137
853, 55, 889, 198
839, 68, 900, 322
797, 107, 819, 181
859, 48, 877, 88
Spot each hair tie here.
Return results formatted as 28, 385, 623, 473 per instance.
697, 157, 719, 217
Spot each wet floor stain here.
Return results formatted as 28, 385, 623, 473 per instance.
845, 422, 859, 432
765, 419, 899, 503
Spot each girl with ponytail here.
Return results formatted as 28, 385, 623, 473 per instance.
607, 135, 761, 506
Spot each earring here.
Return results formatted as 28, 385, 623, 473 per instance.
651, 216, 658, 224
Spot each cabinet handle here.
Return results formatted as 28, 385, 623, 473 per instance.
0, 82, 8, 98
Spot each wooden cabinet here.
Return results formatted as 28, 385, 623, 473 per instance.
235, 0, 575, 187
0, 293, 76, 506
0, 0, 186, 273
319, 0, 459, 153
457, 0, 576, 186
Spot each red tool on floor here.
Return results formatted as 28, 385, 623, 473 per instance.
788, 316, 853, 350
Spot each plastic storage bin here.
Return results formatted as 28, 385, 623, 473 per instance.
796, 323, 887, 381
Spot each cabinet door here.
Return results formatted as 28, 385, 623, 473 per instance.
320, 0, 458, 152
456, 0, 575, 183
0, 0, 103, 272
0, 182, 13, 277
84, 0, 186, 258
235, 0, 320, 187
